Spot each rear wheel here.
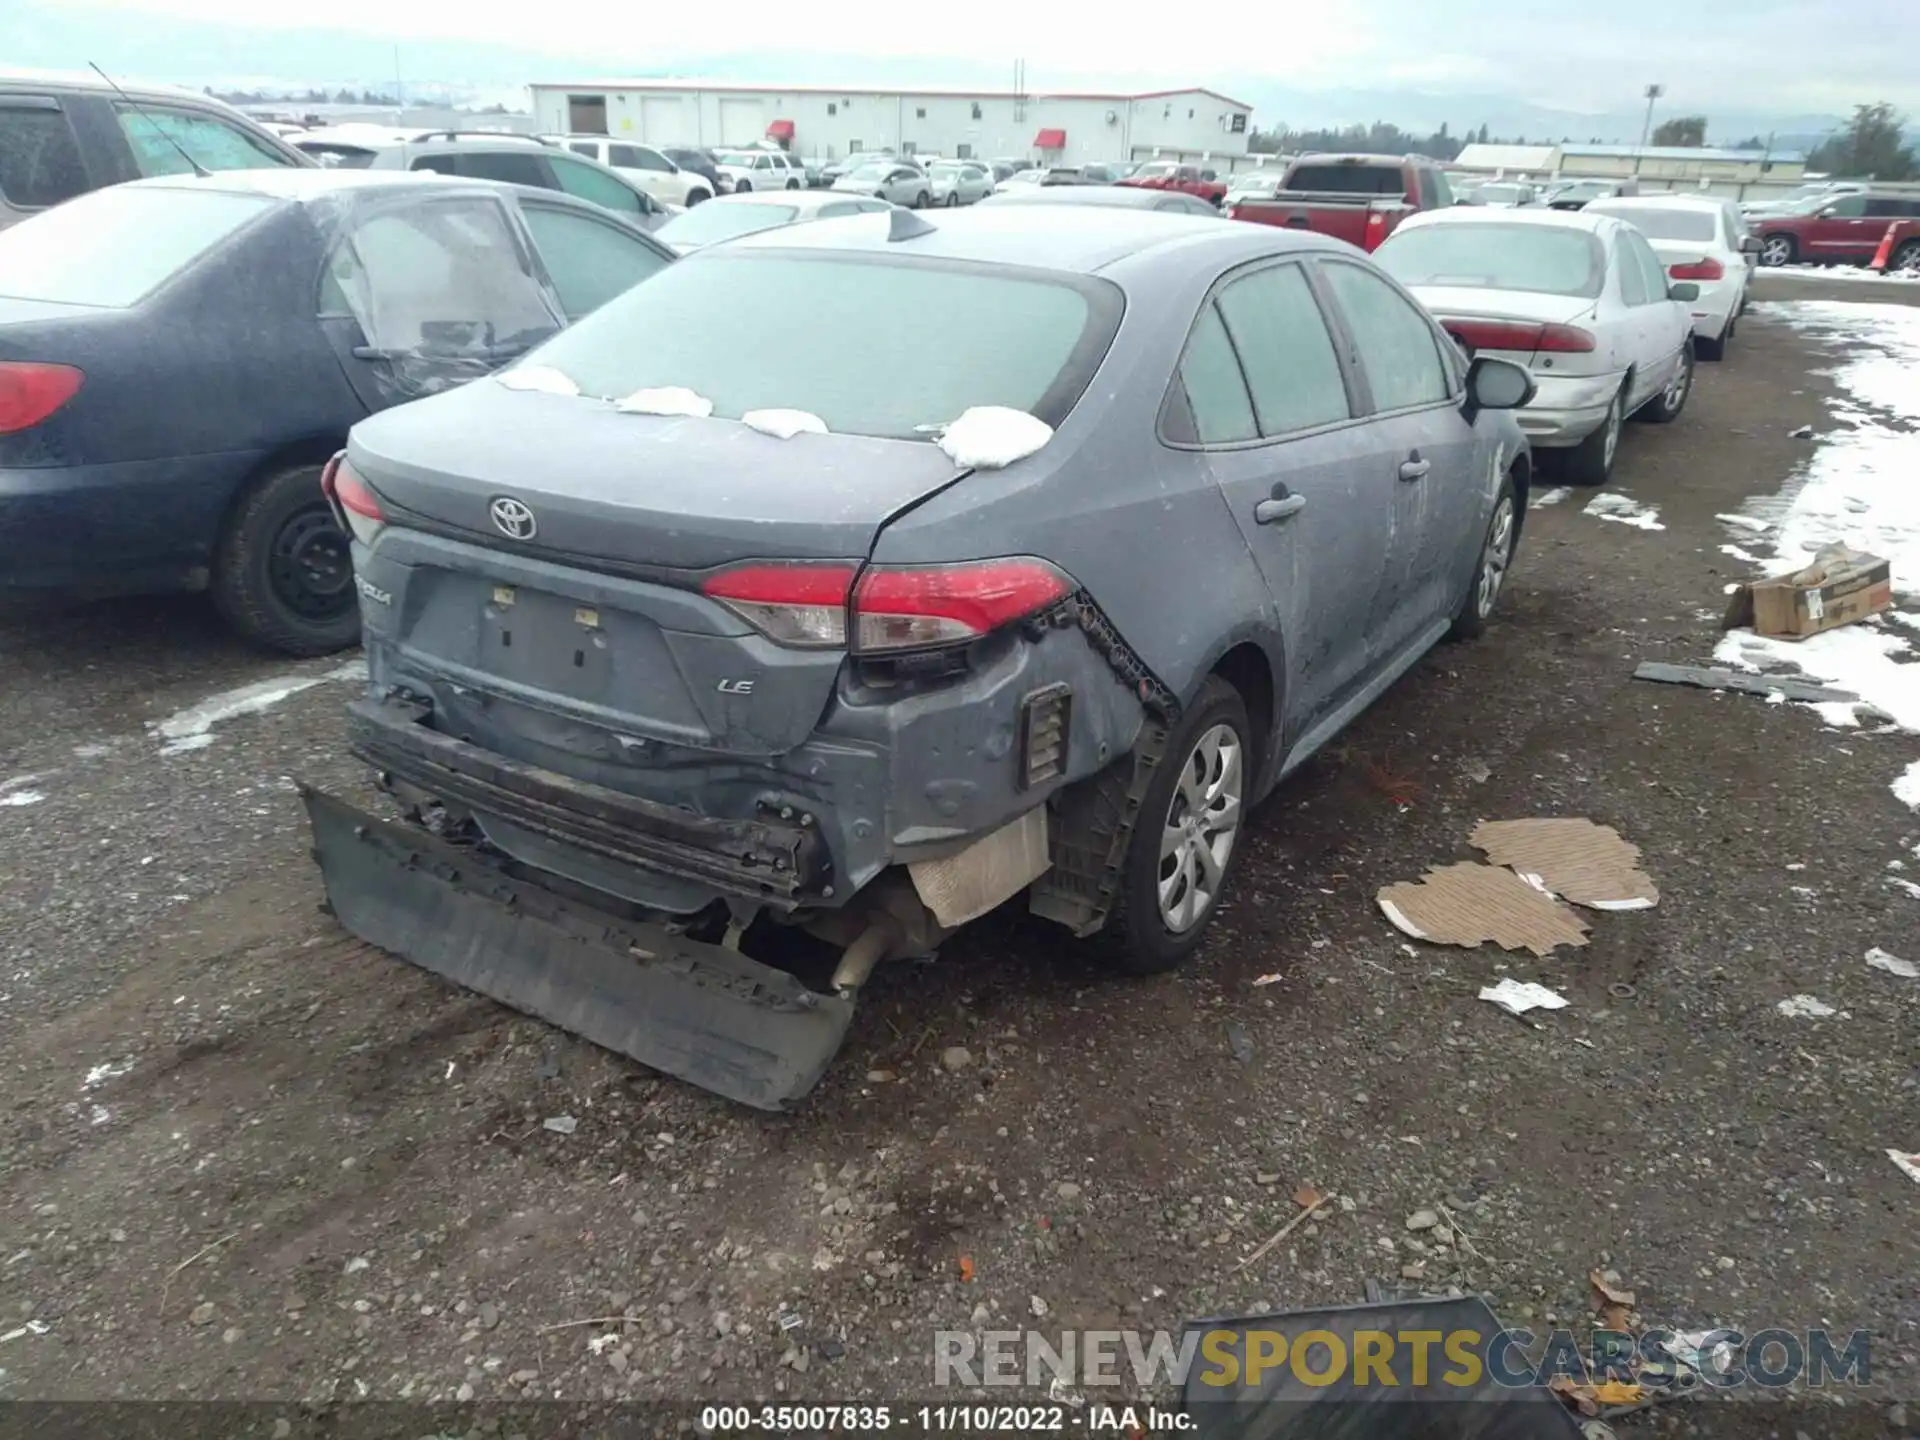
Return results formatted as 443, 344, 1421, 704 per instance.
1102, 677, 1251, 976
686, 187, 710, 206
914, 190, 931, 209
1894, 240, 1920, 273
1562, 388, 1623, 486
1695, 322, 1727, 361
210, 462, 361, 656
1759, 234, 1795, 267
945, 191, 960, 206
735, 180, 752, 193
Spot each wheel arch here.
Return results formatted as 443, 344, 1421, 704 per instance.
1188, 633, 1285, 798
216, 434, 346, 540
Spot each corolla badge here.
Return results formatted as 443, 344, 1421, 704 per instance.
489, 496, 537, 540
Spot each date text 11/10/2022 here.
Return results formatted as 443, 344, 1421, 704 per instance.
699, 1404, 1191, 1432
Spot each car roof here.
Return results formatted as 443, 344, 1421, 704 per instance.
720, 203, 1345, 275
0, 66, 227, 107
114, 167, 503, 204
1583, 194, 1725, 213
1398, 205, 1624, 237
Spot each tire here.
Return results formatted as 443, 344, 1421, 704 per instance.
1639, 340, 1693, 424
1894, 240, 1920, 273
209, 462, 360, 657
945, 191, 960, 206
1695, 323, 1727, 361
735, 180, 752, 193
1561, 387, 1624, 486
914, 191, 931, 209
785, 179, 800, 191
1447, 471, 1518, 642
1101, 676, 1253, 976
1759, 234, 1795, 267
686, 187, 710, 206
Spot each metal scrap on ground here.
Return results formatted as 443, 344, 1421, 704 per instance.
1631, 661, 1860, 705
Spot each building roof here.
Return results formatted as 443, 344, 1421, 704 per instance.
1561, 143, 1808, 163
1453, 144, 1560, 171
529, 79, 1252, 110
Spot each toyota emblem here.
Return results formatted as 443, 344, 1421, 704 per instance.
489, 496, 537, 540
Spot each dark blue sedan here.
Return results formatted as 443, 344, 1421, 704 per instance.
0, 168, 673, 653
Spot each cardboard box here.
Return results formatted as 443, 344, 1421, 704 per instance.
1722, 546, 1893, 641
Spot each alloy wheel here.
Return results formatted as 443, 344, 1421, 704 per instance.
1601, 397, 1621, 470
1761, 237, 1791, 266
1664, 352, 1691, 410
1476, 495, 1515, 619
1156, 723, 1243, 934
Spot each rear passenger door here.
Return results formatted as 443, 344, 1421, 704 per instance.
1165, 259, 1389, 740
1317, 257, 1484, 653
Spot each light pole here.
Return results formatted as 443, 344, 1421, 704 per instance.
1635, 83, 1664, 177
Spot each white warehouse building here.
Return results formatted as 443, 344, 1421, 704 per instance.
527, 80, 1253, 167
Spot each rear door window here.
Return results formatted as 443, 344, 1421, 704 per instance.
113, 103, 293, 175
520, 202, 668, 319
1175, 303, 1258, 444
0, 101, 91, 209
546, 154, 646, 215
443, 150, 553, 188
1214, 263, 1351, 435
0, 184, 273, 306
324, 197, 561, 361
1615, 235, 1650, 304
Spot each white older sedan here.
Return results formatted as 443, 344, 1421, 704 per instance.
926, 160, 994, 206
1372, 207, 1699, 485
1584, 195, 1757, 360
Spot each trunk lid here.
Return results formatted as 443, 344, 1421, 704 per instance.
348, 379, 970, 761
348, 379, 967, 572
1412, 289, 1602, 372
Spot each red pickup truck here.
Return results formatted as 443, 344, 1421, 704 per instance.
1228, 153, 1455, 250
1116, 159, 1229, 207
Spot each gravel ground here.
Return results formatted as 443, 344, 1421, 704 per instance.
1, 275, 1915, 1434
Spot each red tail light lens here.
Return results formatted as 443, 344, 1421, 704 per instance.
853, 558, 1071, 654
702, 557, 1074, 653
321, 453, 387, 545
702, 561, 857, 648
1441, 319, 1593, 355
0, 362, 84, 435
1668, 257, 1725, 281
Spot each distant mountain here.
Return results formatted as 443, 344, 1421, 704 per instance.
7, 0, 1900, 149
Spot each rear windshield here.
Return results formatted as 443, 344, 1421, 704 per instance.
655, 202, 799, 248
1373, 222, 1606, 298
0, 185, 275, 307
1589, 205, 1717, 242
1285, 163, 1406, 195
523, 252, 1120, 439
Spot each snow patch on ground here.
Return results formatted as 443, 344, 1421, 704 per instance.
1715, 301, 1920, 812
1585, 492, 1664, 530
0, 789, 47, 808
1770, 264, 1919, 286
1531, 486, 1572, 508
152, 661, 366, 756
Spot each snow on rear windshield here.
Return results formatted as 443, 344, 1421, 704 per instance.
655, 203, 801, 248
1374, 222, 1606, 298
1588, 205, 1718, 242
524, 252, 1117, 440
0, 186, 275, 307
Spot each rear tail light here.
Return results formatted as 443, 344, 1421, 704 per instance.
321, 453, 387, 546
701, 557, 1073, 654
1440, 320, 1595, 355
0, 362, 84, 435
852, 558, 1071, 653
702, 561, 857, 647
1668, 257, 1725, 280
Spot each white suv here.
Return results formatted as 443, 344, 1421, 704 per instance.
712, 147, 804, 194
552, 136, 714, 206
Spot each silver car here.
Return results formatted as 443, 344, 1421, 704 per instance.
832, 161, 934, 208
927, 160, 993, 206
310, 208, 1538, 1109
652, 190, 894, 253
1373, 207, 1698, 486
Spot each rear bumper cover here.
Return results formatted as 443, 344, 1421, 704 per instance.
347, 694, 830, 905
1515, 369, 1626, 448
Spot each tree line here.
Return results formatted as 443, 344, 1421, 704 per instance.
1247, 101, 1916, 180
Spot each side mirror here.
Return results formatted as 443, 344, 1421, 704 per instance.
1740, 234, 1762, 254
1669, 281, 1701, 302
1465, 356, 1536, 411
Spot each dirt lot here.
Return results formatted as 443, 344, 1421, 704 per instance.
2, 273, 1916, 1431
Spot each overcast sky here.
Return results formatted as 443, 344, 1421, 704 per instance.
39, 0, 1920, 118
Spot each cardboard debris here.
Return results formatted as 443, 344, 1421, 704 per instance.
1888, 1149, 1920, 1186
1721, 543, 1892, 640
1479, 979, 1569, 1016
1469, 817, 1659, 912
1378, 862, 1591, 956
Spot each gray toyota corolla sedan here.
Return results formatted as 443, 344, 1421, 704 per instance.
306, 205, 1536, 1108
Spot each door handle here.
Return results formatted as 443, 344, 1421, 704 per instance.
1399, 457, 1432, 481
1254, 492, 1306, 524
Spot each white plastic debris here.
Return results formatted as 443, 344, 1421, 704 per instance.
741, 408, 828, 439
1866, 947, 1917, 978
0, 1321, 49, 1344
344, 1256, 370, 1275
1888, 1149, 1920, 1185
613, 386, 713, 418
587, 1333, 618, 1355
543, 1115, 578, 1135
1251, 972, 1283, 987
1584, 492, 1665, 531
83, 1062, 131, 1089
0, 790, 45, 808
497, 365, 580, 396
1789, 424, 1814, 438
938, 406, 1053, 469
1530, 486, 1571, 508
1477, 979, 1569, 1016
1775, 994, 1837, 1018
